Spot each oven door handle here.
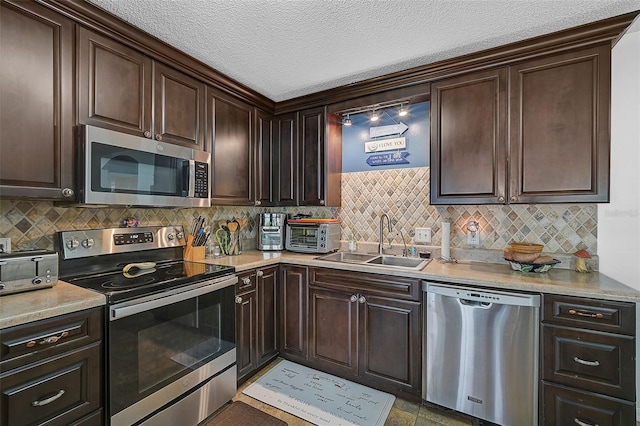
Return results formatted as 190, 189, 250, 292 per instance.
110, 277, 235, 320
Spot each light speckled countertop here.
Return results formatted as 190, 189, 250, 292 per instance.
0, 281, 105, 330
2, 250, 638, 330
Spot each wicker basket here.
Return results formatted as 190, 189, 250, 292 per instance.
510, 242, 544, 254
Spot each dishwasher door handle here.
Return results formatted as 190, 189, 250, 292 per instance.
459, 298, 492, 308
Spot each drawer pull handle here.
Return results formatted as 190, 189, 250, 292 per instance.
26, 331, 69, 348
574, 356, 600, 367
574, 418, 597, 426
568, 309, 604, 319
31, 389, 65, 407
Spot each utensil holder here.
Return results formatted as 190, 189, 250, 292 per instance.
184, 245, 205, 261
228, 231, 241, 255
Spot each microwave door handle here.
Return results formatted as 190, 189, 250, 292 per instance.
182, 160, 195, 197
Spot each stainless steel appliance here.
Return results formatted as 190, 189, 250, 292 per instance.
0, 250, 58, 296
424, 282, 540, 426
72, 125, 211, 208
57, 226, 236, 426
257, 213, 286, 251
285, 220, 341, 254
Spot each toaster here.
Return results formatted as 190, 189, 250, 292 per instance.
0, 250, 58, 296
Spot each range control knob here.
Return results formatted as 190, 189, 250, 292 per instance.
167, 233, 176, 240
176, 232, 184, 240
82, 238, 94, 248
66, 238, 80, 250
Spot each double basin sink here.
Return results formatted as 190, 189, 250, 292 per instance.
315, 251, 431, 271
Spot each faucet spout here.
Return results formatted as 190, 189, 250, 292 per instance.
379, 213, 393, 255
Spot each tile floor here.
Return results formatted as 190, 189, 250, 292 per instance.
207, 359, 474, 426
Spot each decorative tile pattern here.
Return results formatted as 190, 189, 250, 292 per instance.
339, 167, 597, 255
1, 167, 596, 257
0, 199, 335, 252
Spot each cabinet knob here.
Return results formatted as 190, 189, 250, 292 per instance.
358, 295, 366, 304
255, 200, 262, 206
256, 270, 264, 277
235, 296, 243, 304
61, 188, 74, 198
155, 134, 163, 141
349, 294, 357, 303
510, 195, 518, 202
242, 277, 251, 285
143, 130, 152, 138
319, 199, 325, 205
497, 196, 505, 202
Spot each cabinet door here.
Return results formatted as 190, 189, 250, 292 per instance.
78, 27, 153, 138
235, 285, 257, 383
279, 265, 308, 360
154, 62, 206, 149
207, 88, 253, 205
256, 266, 279, 366
298, 107, 325, 206
430, 68, 508, 204
254, 109, 274, 207
308, 286, 359, 378
509, 44, 610, 203
359, 294, 421, 395
273, 112, 298, 206
0, 1, 74, 200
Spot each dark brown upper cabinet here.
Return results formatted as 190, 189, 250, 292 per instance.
298, 107, 342, 207
78, 28, 206, 150
273, 112, 298, 206
509, 44, 610, 204
254, 108, 275, 207
154, 62, 206, 149
0, 1, 75, 200
78, 27, 153, 138
431, 44, 611, 205
430, 68, 508, 205
207, 87, 254, 205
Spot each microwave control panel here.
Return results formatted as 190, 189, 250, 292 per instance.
194, 162, 209, 198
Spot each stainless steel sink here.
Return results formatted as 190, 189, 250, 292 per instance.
365, 255, 430, 270
315, 252, 378, 263
316, 252, 431, 271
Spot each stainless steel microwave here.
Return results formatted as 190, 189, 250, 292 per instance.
74, 125, 211, 208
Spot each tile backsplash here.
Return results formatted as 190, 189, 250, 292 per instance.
338, 167, 597, 256
1, 166, 596, 257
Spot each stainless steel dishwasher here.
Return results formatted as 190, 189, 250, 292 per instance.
423, 282, 540, 426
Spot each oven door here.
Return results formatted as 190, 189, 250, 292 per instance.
108, 276, 236, 425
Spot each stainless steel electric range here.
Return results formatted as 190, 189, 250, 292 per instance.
57, 226, 237, 426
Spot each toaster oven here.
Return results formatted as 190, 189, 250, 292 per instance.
285, 221, 341, 254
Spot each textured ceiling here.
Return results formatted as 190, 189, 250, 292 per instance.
89, 0, 640, 102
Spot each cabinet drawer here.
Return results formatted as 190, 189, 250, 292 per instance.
0, 343, 102, 426
236, 271, 256, 293
0, 308, 103, 371
310, 267, 420, 301
542, 325, 635, 400
543, 294, 635, 335
542, 381, 635, 426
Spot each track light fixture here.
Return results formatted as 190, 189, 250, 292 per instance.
343, 114, 352, 126
339, 100, 411, 126
370, 110, 379, 122
398, 104, 408, 117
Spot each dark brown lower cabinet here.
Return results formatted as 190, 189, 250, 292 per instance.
235, 266, 278, 384
301, 267, 422, 399
279, 265, 308, 362
542, 382, 635, 426
540, 294, 636, 425
0, 308, 104, 426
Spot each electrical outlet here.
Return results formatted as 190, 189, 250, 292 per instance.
0, 237, 11, 253
467, 231, 480, 246
415, 228, 431, 243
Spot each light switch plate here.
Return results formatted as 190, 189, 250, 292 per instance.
415, 228, 431, 243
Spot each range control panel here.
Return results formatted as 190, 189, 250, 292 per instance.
57, 226, 185, 260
